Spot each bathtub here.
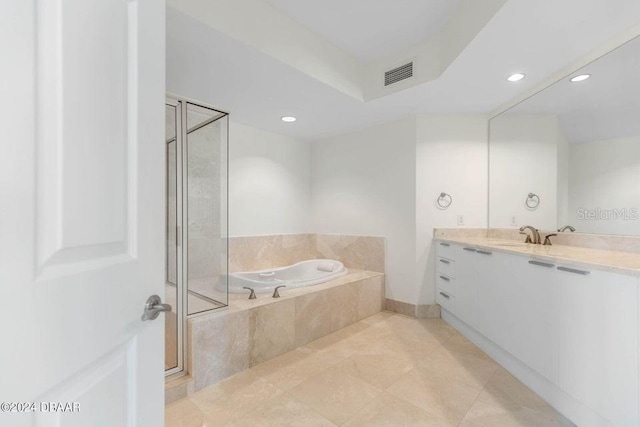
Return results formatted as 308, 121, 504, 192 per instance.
228, 259, 347, 294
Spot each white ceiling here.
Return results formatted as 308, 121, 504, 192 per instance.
167, 0, 640, 141
262, 0, 460, 62
503, 35, 640, 144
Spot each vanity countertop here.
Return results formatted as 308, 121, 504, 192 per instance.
435, 235, 640, 276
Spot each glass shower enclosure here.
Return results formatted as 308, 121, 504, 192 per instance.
165, 97, 228, 376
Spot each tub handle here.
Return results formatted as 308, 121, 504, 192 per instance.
259, 272, 275, 278
243, 287, 257, 300
272, 285, 286, 298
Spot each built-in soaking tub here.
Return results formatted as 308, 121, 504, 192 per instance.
228, 259, 347, 293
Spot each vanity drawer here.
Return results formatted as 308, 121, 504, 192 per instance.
436, 241, 455, 260
437, 257, 455, 278
436, 289, 455, 312
437, 274, 455, 296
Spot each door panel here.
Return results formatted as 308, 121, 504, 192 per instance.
36, 0, 133, 269
0, 1, 165, 426
34, 340, 136, 427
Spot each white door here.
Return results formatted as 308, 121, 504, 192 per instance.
0, 1, 165, 426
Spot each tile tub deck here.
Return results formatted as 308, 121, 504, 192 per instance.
167, 270, 384, 402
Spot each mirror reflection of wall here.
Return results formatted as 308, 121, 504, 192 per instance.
489, 36, 640, 236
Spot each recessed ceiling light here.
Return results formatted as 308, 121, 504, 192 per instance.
570, 74, 591, 82
507, 73, 526, 82
281, 116, 297, 122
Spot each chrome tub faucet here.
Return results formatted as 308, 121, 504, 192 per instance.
272, 285, 286, 298
243, 287, 256, 299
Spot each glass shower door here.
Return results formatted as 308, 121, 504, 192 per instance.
165, 98, 228, 378
165, 100, 182, 374
185, 103, 229, 315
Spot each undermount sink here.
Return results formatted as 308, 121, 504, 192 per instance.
490, 241, 527, 247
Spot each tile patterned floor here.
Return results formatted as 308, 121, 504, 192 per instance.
166, 312, 573, 426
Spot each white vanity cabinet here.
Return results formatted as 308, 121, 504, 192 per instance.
435, 242, 456, 313
436, 240, 640, 426
557, 267, 638, 427
454, 246, 480, 328
442, 244, 514, 349
510, 257, 559, 383
476, 250, 516, 353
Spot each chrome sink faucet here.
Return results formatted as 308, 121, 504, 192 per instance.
558, 225, 576, 232
519, 225, 541, 244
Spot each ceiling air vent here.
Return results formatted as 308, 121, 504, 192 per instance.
384, 62, 413, 86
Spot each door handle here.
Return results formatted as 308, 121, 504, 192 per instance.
557, 266, 590, 275
141, 295, 172, 321
529, 260, 554, 268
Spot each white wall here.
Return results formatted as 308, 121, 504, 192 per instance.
416, 115, 488, 305
310, 118, 417, 305
489, 114, 560, 230
310, 115, 489, 307
229, 121, 311, 236
567, 136, 640, 235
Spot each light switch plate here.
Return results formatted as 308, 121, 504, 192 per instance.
457, 215, 465, 226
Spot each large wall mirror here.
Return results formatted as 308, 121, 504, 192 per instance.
489, 35, 640, 236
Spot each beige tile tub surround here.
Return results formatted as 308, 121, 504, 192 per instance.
167, 313, 571, 426
228, 234, 314, 273
228, 233, 385, 273
230, 232, 454, 318
312, 234, 385, 273
188, 271, 384, 391
435, 228, 640, 275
